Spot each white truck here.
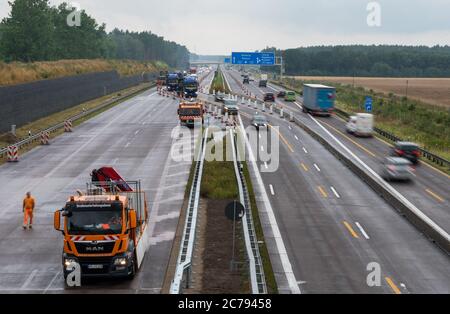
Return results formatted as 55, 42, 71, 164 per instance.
346, 113, 374, 137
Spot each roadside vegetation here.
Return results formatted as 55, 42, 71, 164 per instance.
277, 77, 450, 161
209, 68, 231, 94
0, 59, 168, 86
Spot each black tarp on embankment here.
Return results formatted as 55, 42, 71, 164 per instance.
0, 71, 158, 133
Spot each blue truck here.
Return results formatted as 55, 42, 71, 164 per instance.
183, 75, 198, 98
167, 73, 179, 92
302, 84, 336, 116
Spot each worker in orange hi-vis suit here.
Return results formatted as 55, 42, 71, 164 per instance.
23, 192, 35, 230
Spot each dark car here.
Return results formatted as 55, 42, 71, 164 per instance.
251, 114, 269, 131
277, 91, 286, 98
391, 141, 420, 164
263, 93, 275, 102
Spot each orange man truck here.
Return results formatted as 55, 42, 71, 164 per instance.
54, 167, 149, 280
177, 101, 205, 128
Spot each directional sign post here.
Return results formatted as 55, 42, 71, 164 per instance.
231, 52, 275, 65
365, 96, 373, 113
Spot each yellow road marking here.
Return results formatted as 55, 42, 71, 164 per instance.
300, 163, 309, 171
318, 186, 328, 198
385, 277, 401, 294
319, 120, 377, 157
269, 124, 294, 153
343, 221, 359, 238
425, 189, 445, 203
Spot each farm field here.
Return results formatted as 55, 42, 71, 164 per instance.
293, 76, 450, 108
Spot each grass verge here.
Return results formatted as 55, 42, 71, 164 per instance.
274, 78, 450, 164
209, 68, 231, 94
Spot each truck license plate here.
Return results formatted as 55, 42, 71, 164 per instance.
88, 264, 103, 269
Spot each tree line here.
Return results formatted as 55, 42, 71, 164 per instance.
0, 0, 189, 68
262, 45, 450, 77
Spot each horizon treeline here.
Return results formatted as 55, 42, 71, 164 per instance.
0, 0, 189, 68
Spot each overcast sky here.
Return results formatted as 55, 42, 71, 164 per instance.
1, 0, 449, 54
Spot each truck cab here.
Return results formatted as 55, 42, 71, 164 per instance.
259, 74, 268, 87
54, 172, 149, 281
178, 101, 204, 128
167, 73, 179, 91
183, 75, 199, 98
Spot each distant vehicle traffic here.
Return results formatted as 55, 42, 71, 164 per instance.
215, 93, 225, 102
263, 92, 275, 102
302, 84, 335, 116
391, 141, 420, 164
243, 75, 250, 84
251, 114, 269, 131
183, 75, 198, 98
277, 91, 286, 98
259, 74, 268, 87
167, 73, 179, 91
346, 113, 374, 137
284, 91, 296, 102
380, 157, 414, 181
223, 98, 239, 115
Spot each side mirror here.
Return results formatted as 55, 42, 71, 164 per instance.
129, 209, 137, 229
54, 210, 61, 231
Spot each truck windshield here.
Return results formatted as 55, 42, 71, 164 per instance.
180, 108, 201, 116
68, 206, 123, 235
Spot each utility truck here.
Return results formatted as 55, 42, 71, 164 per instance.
178, 101, 204, 127
54, 167, 149, 280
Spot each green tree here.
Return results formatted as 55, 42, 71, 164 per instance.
0, 0, 55, 61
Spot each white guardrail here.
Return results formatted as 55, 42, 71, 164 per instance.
170, 127, 208, 294
0, 83, 154, 158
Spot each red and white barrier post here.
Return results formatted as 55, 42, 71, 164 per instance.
7, 145, 18, 162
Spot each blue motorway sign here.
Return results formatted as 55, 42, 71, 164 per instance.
365, 96, 373, 112
224, 57, 231, 63
231, 52, 275, 65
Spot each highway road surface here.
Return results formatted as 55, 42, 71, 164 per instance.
221, 67, 450, 294
0, 70, 215, 293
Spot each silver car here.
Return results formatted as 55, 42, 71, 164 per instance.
380, 157, 414, 181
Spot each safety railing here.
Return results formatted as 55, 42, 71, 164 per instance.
170, 127, 208, 294
0, 83, 154, 158
229, 128, 267, 294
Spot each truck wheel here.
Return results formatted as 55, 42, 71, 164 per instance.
128, 256, 137, 279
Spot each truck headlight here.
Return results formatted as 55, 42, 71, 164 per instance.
114, 257, 127, 266
64, 258, 77, 268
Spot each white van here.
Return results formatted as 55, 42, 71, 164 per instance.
346, 113, 374, 137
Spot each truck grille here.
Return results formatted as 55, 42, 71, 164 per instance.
75, 241, 116, 254
79, 257, 113, 275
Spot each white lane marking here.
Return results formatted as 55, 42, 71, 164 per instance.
303, 147, 308, 154
330, 186, 341, 198
44, 271, 61, 294
294, 102, 303, 109
238, 115, 301, 294
288, 125, 292, 130
269, 184, 275, 195
355, 222, 370, 239
264, 162, 269, 169
261, 145, 264, 152
268, 85, 279, 92
259, 133, 262, 139
112, 158, 119, 165
125, 142, 131, 148
295, 135, 299, 140
314, 164, 321, 172
308, 114, 449, 239
135, 130, 141, 135
21, 269, 38, 289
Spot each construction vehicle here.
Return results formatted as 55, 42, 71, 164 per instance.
54, 167, 149, 280
178, 100, 204, 128
167, 73, 179, 91
157, 71, 168, 86
183, 75, 199, 98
